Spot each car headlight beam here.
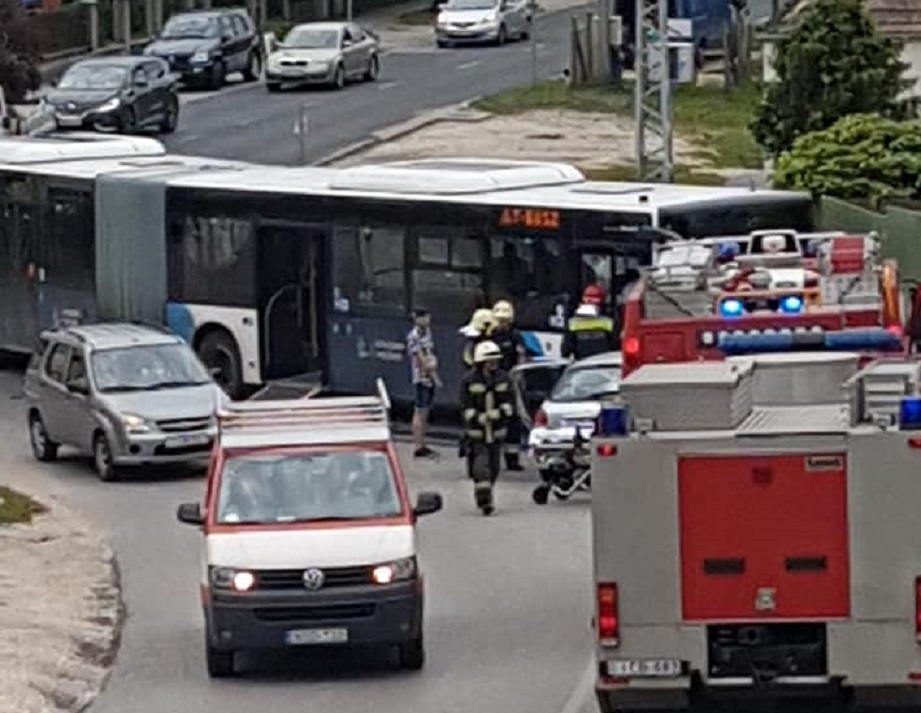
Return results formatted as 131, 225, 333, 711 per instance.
210, 566, 256, 592
120, 412, 153, 434
371, 556, 417, 584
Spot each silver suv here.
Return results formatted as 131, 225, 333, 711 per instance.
23, 323, 226, 481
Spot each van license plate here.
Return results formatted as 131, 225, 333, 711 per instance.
605, 659, 682, 678
285, 628, 348, 645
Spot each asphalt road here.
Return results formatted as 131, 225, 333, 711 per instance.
163, 14, 574, 165
0, 368, 597, 713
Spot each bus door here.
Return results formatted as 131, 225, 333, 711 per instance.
0, 198, 40, 352
256, 221, 326, 381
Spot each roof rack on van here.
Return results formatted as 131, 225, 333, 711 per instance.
216, 379, 392, 447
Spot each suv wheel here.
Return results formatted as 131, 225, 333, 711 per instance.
242, 52, 261, 82
29, 412, 59, 462
93, 433, 119, 482
119, 107, 137, 134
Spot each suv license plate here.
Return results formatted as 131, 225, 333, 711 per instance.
606, 659, 682, 678
164, 434, 210, 448
285, 628, 348, 645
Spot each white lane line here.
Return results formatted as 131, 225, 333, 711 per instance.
378, 80, 405, 90
559, 659, 597, 713
457, 59, 480, 70
174, 133, 199, 144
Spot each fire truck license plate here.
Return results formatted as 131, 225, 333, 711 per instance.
606, 659, 682, 678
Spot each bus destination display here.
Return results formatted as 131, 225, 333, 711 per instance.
498, 207, 561, 230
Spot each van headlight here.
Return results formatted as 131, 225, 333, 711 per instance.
210, 566, 256, 592
371, 557, 417, 584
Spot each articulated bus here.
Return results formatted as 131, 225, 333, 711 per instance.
0, 134, 818, 406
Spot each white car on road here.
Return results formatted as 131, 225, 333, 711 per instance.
435, 0, 533, 47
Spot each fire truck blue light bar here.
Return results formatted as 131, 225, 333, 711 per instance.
717, 328, 902, 355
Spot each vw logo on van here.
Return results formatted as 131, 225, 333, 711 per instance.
302, 568, 325, 590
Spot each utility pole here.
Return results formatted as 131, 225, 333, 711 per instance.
633, 0, 674, 182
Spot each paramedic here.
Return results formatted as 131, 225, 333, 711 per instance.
460, 340, 516, 515
490, 300, 526, 471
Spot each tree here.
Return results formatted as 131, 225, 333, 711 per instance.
0, 0, 41, 105
750, 0, 907, 157
772, 113, 921, 203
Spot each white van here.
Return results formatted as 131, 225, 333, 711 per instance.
176, 393, 442, 678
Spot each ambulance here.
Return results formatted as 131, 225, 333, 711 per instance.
591, 351, 921, 711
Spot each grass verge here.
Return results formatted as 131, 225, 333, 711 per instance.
472, 79, 764, 169
0, 486, 46, 525
398, 7, 435, 24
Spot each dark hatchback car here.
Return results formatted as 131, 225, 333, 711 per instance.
44, 56, 180, 134
143, 8, 262, 89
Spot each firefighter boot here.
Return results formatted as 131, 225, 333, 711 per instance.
474, 482, 495, 515
504, 452, 524, 472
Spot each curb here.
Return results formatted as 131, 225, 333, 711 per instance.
314, 95, 487, 166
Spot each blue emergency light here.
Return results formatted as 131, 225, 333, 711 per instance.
824, 328, 902, 351
718, 331, 795, 354
598, 404, 630, 436
718, 242, 740, 260
900, 397, 921, 430
720, 298, 744, 318
780, 295, 804, 314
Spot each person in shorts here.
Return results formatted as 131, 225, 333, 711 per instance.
406, 308, 439, 458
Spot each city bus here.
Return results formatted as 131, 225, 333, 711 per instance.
0, 135, 818, 407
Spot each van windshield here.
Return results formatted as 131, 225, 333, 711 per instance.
215, 450, 403, 525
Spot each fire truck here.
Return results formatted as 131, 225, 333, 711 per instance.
622, 229, 906, 377
591, 351, 921, 711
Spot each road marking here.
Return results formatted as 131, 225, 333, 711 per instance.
378, 80, 404, 91
174, 133, 199, 144
559, 659, 597, 713
457, 59, 480, 70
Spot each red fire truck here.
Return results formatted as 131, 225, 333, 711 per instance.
621, 230, 906, 377
591, 351, 921, 711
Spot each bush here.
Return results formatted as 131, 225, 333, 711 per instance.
773, 113, 921, 203
0, 0, 41, 104
751, 0, 908, 157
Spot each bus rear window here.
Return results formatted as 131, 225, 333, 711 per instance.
659, 197, 817, 239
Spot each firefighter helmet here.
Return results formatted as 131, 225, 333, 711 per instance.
466, 308, 495, 335
492, 300, 514, 322
473, 340, 503, 364
582, 284, 605, 306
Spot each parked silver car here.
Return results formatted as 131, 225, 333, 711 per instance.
23, 323, 226, 482
265, 21, 380, 91
435, 0, 532, 47
528, 351, 622, 475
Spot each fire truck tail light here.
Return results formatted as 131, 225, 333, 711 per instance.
623, 337, 640, 357
914, 577, 921, 641
533, 408, 548, 428
596, 443, 618, 457
597, 582, 620, 646
908, 438, 921, 449
900, 397, 921, 431
888, 324, 904, 339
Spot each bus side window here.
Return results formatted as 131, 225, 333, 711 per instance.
411, 228, 484, 323
333, 221, 407, 312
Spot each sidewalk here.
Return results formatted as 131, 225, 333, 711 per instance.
0, 480, 121, 713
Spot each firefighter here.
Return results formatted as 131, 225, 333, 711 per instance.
460, 340, 516, 516
461, 308, 496, 369
562, 287, 617, 361
490, 299, 526, 471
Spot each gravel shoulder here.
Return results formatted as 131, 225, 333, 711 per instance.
0, 490, 121, 713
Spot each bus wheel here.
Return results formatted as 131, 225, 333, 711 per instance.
199, 330, 243, 400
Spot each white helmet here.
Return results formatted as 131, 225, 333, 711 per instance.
575, 304, 599, 317
473, 340, 502, 364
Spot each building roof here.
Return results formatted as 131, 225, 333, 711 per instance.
770, 0, 921, 40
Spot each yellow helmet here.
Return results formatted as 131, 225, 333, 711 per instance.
492, 300, 514, 322
467, 308, 494, 335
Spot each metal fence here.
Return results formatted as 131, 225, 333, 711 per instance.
820, 196, 921, 281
